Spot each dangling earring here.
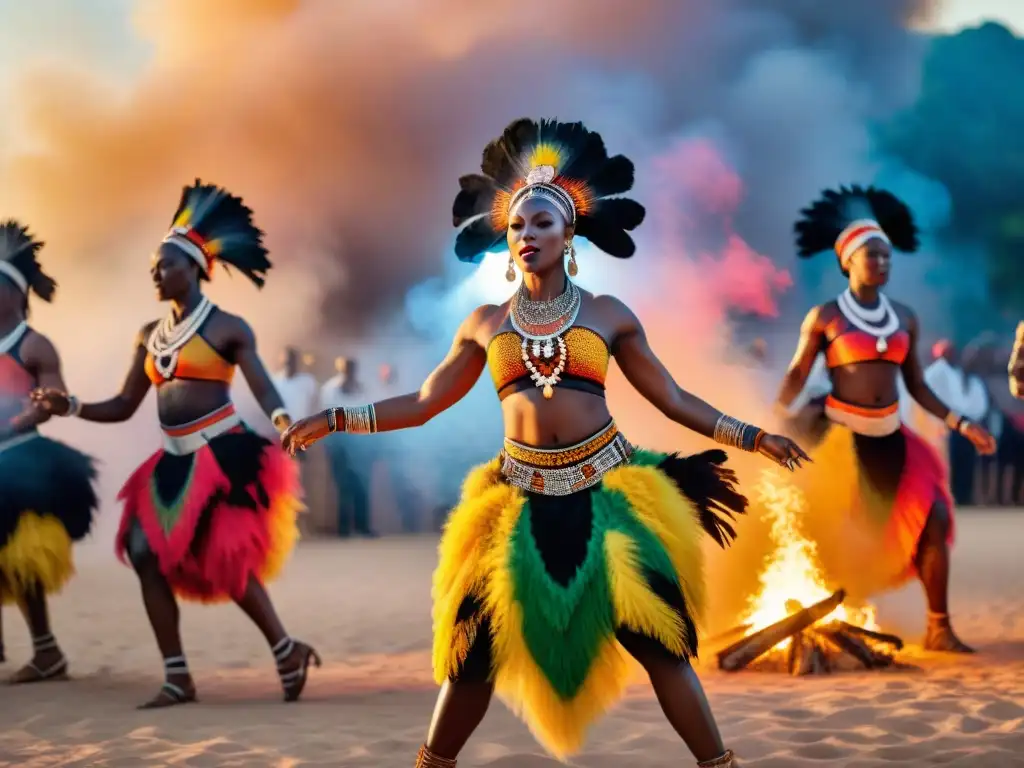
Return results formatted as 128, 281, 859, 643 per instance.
505, 254, 517, 282
566, 241, 578, 277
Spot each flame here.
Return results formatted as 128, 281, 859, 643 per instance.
741, 470, 877, 651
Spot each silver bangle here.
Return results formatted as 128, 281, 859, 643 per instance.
65, 395, 82, 418
343, 404, 377, 435
713, 414, 744, 449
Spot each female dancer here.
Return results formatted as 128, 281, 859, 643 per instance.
0, 221, 98, 683
31, 182, 318, 707
282, 118, 808, 768
775, 185, 996, 653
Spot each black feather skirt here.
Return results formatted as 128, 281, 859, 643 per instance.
0, 432, 98, 600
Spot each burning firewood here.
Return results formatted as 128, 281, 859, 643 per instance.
833, 621, 904, 650
816, 623, 894, 669
717, 589, 845, 671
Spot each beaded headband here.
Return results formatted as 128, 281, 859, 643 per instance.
508, 166, 577, 224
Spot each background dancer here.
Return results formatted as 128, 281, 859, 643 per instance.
31, 182, 317, 707
0, 221, 97, 684
282, 118, 808, 768
775, 185, 996, 653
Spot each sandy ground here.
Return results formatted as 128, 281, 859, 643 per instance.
0, 510, 1022, 767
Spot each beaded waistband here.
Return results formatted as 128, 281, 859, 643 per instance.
825, 395, 900, 437
500, 421, 633, 496
0, 430, 39, 453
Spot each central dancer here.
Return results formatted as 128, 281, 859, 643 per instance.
282, 119, 808, 767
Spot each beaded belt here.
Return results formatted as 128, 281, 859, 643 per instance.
500, 421, 633, 496
825, 395, 900, 437
161, 403, 241, 456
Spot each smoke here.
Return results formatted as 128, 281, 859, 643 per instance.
1, 0, 944, 622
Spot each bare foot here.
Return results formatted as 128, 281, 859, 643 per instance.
924, 620, 975, 654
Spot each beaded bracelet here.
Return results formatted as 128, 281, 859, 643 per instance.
342, 404, 378, 435
62, 395, 82, 418
713, 415, 765, 452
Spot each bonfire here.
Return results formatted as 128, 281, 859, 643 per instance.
715, 471, 904, 675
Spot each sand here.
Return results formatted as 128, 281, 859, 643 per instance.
1, 510, 1022, 767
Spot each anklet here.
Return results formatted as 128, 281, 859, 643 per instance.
33, 632, 58, 654
416, 744, 457, 767
698, 749, 735, 767
164, 655, 189, 678
272, 636, 295, 664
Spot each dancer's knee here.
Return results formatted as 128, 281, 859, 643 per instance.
925, 501, 951, 541
124, 521, 159, 574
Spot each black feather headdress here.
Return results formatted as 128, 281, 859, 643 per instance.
162, 180, 271, 288
794, 185, 919, 270
452, 118, 646, 262
0, 220, 56, 302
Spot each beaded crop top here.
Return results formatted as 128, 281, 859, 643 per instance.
822, 313, 910, 369
144, 331, 235, 387
487, 326, 610, 401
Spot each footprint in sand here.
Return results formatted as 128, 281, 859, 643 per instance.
774, 708, 818, 720
794, 742, 857, 760
958, 715, 990, 734
978, 699, 1024, 721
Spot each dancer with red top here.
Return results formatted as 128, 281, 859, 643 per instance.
775, 185, 996, 653
31, 181, 319, 707
0, 221, 98, 684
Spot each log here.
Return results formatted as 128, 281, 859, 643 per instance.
788, 630, 811, 676
706, 623, 753, 648
808, 636, 832, 675
834, 621, 904, 651
717, 589, 846, 671
816, 624, 894, 669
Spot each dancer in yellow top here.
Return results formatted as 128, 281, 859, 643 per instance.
282, 118, 809, 768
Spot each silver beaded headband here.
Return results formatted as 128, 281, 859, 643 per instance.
507, 166, 577, 224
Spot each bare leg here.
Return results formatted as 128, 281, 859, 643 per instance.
234, 575, 320, 701
916, 502, 973, 653
125, 524, 196, 708
620, 631, 732, 764
421, 679, 494, 762
8, 580, 68, 683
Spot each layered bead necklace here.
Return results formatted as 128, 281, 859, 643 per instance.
836, 288, 899, 354
509, 278, 581, 399
146, 296, 215, 379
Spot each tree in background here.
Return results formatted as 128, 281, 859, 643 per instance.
877, 22, 1024, 314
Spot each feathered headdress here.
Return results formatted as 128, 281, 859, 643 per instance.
452, 118, 645, 262
162, 179, 271, 288
0, 220, 56, 302
794, 185, 919, 272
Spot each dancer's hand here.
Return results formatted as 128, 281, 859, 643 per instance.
29, 387, 70, 416
758, 433, 812, 471
961, 421, 997, 456
280, 413, 330, 456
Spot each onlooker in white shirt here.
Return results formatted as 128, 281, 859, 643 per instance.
271, 347, 318, 422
